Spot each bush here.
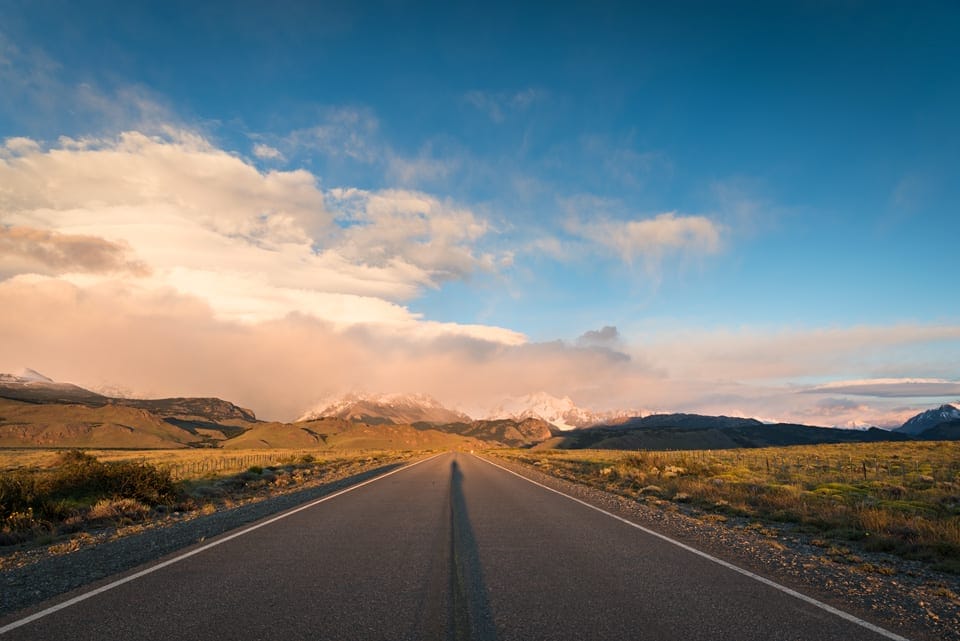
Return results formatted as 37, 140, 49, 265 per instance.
0, 451, 181, 541
87, 498, 151, 521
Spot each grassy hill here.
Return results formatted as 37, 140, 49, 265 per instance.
0, 399, 200, 449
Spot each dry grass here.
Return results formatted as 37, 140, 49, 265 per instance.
0, 448, 416, 479
496, 441, 960, 572
1, 448, 424, 548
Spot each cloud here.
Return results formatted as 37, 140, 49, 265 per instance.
327, 187, 496, 282
0, 276, 637, 420
252, 143, 285, 161
0, 130, 512, 338
566, 211, 723, 270
284, 106, 380, 162
0, 226, 150, 278
638, 323, 960, 383
576, 325, 620, 347
464, 89, 544, 123
802, 378, 960, 398
0, 31, 182, 139
386, 147, 460, 186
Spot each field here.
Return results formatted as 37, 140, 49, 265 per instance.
0, 447, 426, 549
0, 447, 404, 479
495, 441, 960, 572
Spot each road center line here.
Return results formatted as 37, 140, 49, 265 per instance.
473, 454, 913, 641
0, 452, 445, 636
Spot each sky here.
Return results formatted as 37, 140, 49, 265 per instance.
1, 0, 958, 425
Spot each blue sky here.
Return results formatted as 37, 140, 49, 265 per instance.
1, 1, 958, 423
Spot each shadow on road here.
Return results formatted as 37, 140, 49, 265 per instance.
450, 459, 498, 641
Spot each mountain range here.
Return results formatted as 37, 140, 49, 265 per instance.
1, 370, 958, 451
894, 403, 960, 435
298, 392, 471, 425
481, 392, 640, 430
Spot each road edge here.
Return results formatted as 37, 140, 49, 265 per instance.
472, 453, 914, 641
0, 451, 445, 636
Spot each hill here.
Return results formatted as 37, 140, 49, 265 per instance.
0, 398, 200, 449
550, 413, 911, 451
415, 417, 555, 448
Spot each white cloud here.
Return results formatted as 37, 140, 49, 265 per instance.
566, 211, 723, 269
252, 143, 285, 161
386, 148, 459, 185
0, 130, 515, 341
3, 137, 41, 155
284, 106, 380, 162
326, 187, 496, 282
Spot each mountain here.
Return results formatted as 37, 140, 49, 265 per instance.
0, 370, 111, 405
484, 392, 639, 430
416, 417, 555, 448
919, 420, 960, 441
298, 392, 471, 425
600, 413, 764, 431
0, 370, 255, 421
0, 371, 259, 448
895, 403, 960, 436
0, 398, 206, 448
550, 413, 911, 451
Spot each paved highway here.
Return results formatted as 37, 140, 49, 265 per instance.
1, 452, 910, 640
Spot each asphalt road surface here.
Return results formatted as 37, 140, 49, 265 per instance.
1, 452, 910, 641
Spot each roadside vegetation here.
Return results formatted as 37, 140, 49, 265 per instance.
0, 448, 418, 549
495, 441, 960, 573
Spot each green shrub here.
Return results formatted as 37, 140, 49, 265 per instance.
0, 450, 181, 541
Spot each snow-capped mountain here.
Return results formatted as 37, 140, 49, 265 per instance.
11, 368, 54, 383
298, 391, 472, 425
0, 368, 106, 404
896, 403, 960, 436
484, 392, 642, 431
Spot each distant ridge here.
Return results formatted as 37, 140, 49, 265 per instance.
483, 392, 641, 430
547, 412, 911, 451
298, 391, 471, 425
895, 403, 960, 436
2, 373, 959, 451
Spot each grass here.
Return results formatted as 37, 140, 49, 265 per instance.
0, 450, 180, 544
0, 448, 424, 548
494, 441, 960, 573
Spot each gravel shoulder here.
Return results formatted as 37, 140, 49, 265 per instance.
0, 456, 415, 619
483, 452, 960, 641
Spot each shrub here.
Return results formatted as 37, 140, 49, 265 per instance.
87, 498, 151, 521
0, 451, 181, 542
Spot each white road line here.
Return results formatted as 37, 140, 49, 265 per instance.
0, 452, 445, 636
473, 454, 913, 641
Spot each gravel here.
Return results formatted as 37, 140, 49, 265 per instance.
3, 451, 958, 641
485, 454, 960, 641
1, 460, 405, 618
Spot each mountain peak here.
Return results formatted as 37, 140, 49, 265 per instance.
17, 368, 54, 383
298, 391, 471, 425
896, 403, 960, 436
484, 392, 643, 431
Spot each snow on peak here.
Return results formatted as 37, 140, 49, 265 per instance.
297, 391, 470, 424
897, 403, 960, 435
484, 392, 644, 431
16, 368, 54, 383
0, 368, 56, 384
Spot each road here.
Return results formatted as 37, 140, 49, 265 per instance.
1, 452, 909, 641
